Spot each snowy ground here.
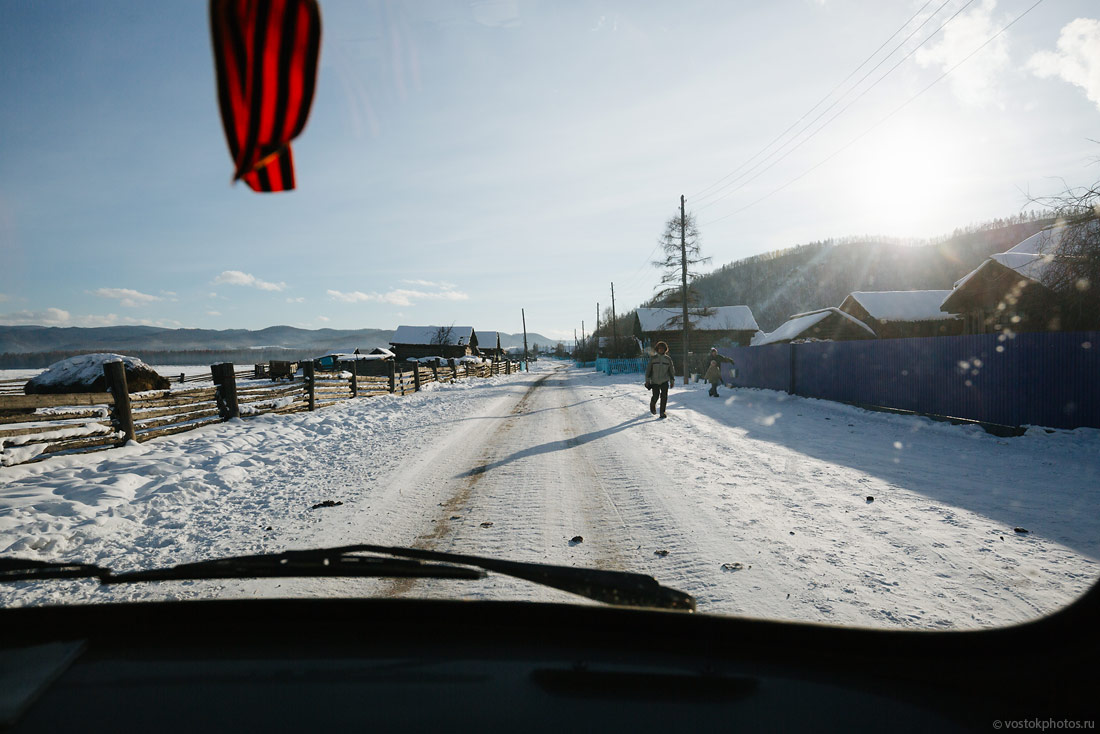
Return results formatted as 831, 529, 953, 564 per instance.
1, 362, 1097, 629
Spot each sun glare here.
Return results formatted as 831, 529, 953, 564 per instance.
836, 122, 967, 238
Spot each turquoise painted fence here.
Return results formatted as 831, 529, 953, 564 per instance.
595, 357, 649, 375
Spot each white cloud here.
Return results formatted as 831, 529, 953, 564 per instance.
317, 316, 330, 322
208, 292, 219, 299
0, 309, 186, 328
915, 0, 1009, 108
0, 294, 9, 303
0, 307, 73, 326
214, 270, 286, 292
1028, 18, 1100, 112
286, 297, 306, 303
90, 287, 162, 308
327, 283, 468, 307
206, 310, 222, 317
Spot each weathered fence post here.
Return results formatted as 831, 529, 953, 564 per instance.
431, 363, 439, 383
449, 359, 457, 382
254, 364, 264, 379
506, 359, 511, 375
304, 362, 316, 410
211, 362, 240, 419
350, 365, 358, 398
388, 361, 396, 394
413, 365, 421, 392
103, 360, 136, 442
178, 372, 185, 384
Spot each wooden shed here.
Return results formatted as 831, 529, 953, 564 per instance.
838, 291, 963, 339
476, 331, 504, 359
389, 326, 478, 362
752, 308, 877, 346
635, 306, 759, 374
940, 227, 1070, 335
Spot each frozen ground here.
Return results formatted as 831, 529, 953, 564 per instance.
1, 361, 1097, 629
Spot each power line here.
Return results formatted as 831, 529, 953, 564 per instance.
688, 0, 940, 203
695, 0, 976, 213
701, 0, 1047, 228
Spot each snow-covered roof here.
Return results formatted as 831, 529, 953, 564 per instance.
636, 306, 759, 333
477, 331, 502, 348
943, 224, 1091, 307
846, 291, 956, 322
753, 308, 876, 346
26, 353, 153, 389
390, 325, 475, 346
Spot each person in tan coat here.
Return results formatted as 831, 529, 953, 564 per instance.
705, 360, 722, 397
644, 341, 676, 418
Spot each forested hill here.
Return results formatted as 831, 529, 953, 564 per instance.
662, 216, 1055, 332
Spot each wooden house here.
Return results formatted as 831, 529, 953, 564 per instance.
476, 331, 504, 360
838, 291, 963, 339
634, 306, 759, 374
940, 227, 1074, 335
752, 308, 877, 346
389, 325, 478, 362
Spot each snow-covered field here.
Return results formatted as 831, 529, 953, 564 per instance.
1, 362, 1097, 630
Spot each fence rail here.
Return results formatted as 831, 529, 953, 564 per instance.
594, 357, 649, 375
719, 331, 1099, 430
1, 358, 522, 467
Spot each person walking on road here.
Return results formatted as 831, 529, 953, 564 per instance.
707, 347, 735, 387
705, 359, 722, 397
645, 341, 676, 418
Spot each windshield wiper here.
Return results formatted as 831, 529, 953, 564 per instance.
1, 545, 696, 611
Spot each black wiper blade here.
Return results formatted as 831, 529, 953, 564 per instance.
2, 546, 696, 611
0, 558, 108, 582
342, 544, 696, 612
102, 548, 485, 584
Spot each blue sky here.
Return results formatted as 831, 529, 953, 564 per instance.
2, 0, 1098, 341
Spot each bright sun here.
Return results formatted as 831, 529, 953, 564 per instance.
836, 120, 968, 238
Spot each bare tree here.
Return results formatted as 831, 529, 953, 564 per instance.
652, 200, 711, 374
1031, 180, 1100, 330
430, 323, 456, 346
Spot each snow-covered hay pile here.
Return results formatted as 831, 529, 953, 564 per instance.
24, 353, 170, 395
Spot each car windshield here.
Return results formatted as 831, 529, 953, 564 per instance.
1, 0, 1098, 629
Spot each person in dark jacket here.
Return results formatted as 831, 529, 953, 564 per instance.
644, 341, 676, 418
706, 347, 735, 387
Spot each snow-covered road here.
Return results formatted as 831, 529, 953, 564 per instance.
2, 362, 1097, 629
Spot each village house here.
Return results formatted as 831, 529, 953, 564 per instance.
752, 307, 877, 346
939, 226, 1082, 335
634, 306, 759, 372
838, 291, 963, 339
475, 331, 504, 360
389, 325, 478, 362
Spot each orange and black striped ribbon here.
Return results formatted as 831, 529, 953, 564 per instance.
210, 0, 321, 192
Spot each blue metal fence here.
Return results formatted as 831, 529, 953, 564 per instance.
719, 331, 1099, 430
595, 357, 649, 375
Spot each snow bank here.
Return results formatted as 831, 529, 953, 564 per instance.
26, 353, 151, 390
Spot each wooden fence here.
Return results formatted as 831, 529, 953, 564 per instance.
0, 358, 519, 467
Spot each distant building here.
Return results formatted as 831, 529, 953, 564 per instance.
635, 306, 758, 350
940, 227, 1082, 335
838, 291, 962, 339
752, 308, 877, 346
389, 326, 478, 362
635, 306, 759, 373
476, 331, 504, 359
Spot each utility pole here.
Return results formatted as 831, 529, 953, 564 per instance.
596, 303, 600, 359
680, 194, 689, 380
610, 282, 618, 357
521, 308, 529, 373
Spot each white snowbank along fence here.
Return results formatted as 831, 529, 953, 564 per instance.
0, 358, 519, 467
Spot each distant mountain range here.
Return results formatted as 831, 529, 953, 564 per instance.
0, 325, 555, 365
